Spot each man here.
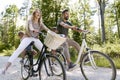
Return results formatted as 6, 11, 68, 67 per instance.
57, 9, 84, 69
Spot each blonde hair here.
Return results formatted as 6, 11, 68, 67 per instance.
25, 9, 43, 37
31, 9, 42, 25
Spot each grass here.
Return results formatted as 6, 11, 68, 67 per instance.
113, 57, 120, 69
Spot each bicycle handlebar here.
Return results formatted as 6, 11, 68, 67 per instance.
76, 27, 90, 34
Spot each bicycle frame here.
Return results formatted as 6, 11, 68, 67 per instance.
75, 38, 88, 64
75, 33, 97, 69
31, 45, 48, 72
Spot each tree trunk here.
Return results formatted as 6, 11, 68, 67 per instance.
115, 5, 120, 38
98, 0, 106, 43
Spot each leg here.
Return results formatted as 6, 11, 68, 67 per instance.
62, 42, 71, 64
19, 50, 26, 64
21, 50, 26, 59
62, 42, 76, 69
8, 38, 33, 63
33, 38, 43, 51
2, 62, 11, 74
3, 38, 33, 74
67, 38, 80, 52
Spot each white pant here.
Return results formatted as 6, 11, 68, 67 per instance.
8, 37, 43, 63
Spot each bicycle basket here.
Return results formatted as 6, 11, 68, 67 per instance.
44, 31, 66, 50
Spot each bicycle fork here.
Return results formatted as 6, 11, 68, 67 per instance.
43, 56, 54, 76
88, 50, 97, 69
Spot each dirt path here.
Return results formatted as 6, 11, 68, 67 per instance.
0, 56, 120, 80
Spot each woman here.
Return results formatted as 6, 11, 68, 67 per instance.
1, 9, 50, 74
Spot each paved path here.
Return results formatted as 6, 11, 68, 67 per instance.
0, 56, 120, 80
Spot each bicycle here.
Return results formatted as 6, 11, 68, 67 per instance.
55, 29, 116, 80
20, 31, 66, 80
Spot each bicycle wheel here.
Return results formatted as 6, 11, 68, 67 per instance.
21, 56, 30, 80
39, 54, 66, 80
55, 50, 67, 71
80, 50, 116, 80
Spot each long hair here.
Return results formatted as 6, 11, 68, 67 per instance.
25, 9, 42, 36
31, 9, 42, 25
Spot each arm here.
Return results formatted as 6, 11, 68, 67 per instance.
59, 21, 74, 29
72, 28, 83, 32
40, 22, 50, 32
59, 21, 83, 32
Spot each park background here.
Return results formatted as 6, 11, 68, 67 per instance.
0, 0, 120, 68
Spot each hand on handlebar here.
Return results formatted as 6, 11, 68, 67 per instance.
72, 27, 83, 32
72, 27, 90, 33
71, 26, 77, 30
82, 30, 90, 34
82, 30, 89, 32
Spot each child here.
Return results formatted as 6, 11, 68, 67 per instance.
1, 31, 37, 74
18, 31, 37, 64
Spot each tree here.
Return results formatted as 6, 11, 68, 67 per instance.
31, 0, 64, 28
67, 0, 95, 44
97, 0, 107, 43
1, 5, 18, 47
19, 0, 32, 20
114, 0, 120, 38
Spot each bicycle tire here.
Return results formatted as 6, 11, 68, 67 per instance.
55, 50, 67, 71
21, 55, 30, 80
39, 54, 66, 80
80, 50, 116, 80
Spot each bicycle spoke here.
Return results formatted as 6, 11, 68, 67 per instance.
39, 55, 66, 80
80, 51, 116, 80
21, 57, 30, 80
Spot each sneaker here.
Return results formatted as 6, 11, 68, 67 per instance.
68, 62, 76, 70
